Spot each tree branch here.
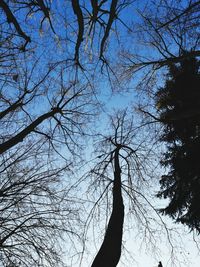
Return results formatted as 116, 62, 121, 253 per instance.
71, 0, 84, 64
0, 107, 61, 154
0, 0, 31, 45
100, 0, 118, 59
157, 0, 200, 30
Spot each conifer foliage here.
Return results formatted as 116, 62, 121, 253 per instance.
156, 55, 200, 232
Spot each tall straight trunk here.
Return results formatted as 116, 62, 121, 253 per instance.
91, 147, 124, 267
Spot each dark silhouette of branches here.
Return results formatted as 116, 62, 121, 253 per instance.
99, 0, 118, 59
0, 1, 199, 266
36, 0, 55, 33
0, 57, 96, 156
0, 140, 82, 267
118, 0, 200, 86
0, 0, 31, 47
0, 55, 96, 266
71, 0, 84, 65
157, 1, 200, 30
79, 110, 182, 266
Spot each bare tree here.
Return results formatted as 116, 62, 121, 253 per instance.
91, 139, 125, 267
124, 1, 199, 67
1, 1, 199, 266
0, 53, 97, 266
78, 110, 185, 267
0, 0, 133, 66
0, 143, 81, 267
0, 57, 96, 154
1, 1, 199, 74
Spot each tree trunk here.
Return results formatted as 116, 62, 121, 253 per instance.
91, 147, 124, 267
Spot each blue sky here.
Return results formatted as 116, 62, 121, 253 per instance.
1, 1, 200, 266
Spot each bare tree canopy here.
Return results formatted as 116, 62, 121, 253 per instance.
0, 1, 200, 267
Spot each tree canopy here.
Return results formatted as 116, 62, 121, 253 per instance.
0, 0, 200, 266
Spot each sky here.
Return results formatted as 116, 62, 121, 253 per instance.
1, 1, 200, 266
77, 59, 200, 267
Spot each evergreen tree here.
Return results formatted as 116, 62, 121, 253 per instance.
156, 55, 200, 232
